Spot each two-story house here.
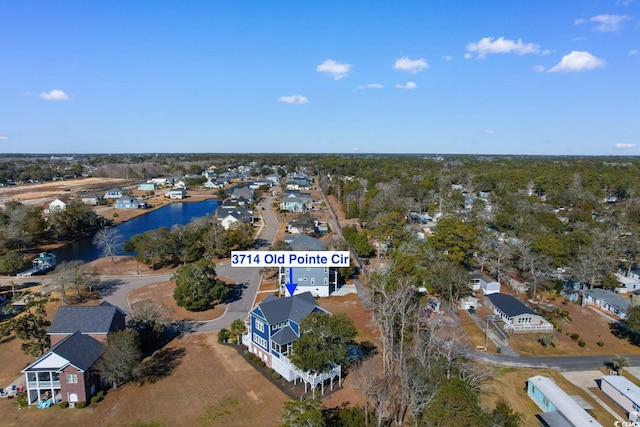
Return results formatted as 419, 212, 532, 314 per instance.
280, 191, 313, 212
104, 187, 125, 199
21, 302, 126, 407
245, 292, 330, 381
279, 235, 338, 297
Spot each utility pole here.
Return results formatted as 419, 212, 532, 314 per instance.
485, 316, 489, 351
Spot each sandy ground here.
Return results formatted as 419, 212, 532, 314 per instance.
0, 333, 288, 427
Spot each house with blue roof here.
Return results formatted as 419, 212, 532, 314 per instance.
245, 292, 330, 381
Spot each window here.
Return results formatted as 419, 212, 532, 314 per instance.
66, 374, 78, 384
253, 333, 268, 350
255, 319, 264, 332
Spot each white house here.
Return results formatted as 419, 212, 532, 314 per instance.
600, 375, 640, 422
615, 270, 640, 294
484, 293, 553, 333
469, 271, 495, 291
165, 188, 187, 199
481, 281, 501, 295
582, 288, 633, 320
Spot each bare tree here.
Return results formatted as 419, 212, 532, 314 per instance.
352, 358, 383, 426
49, 260, 91, 304
93, 227, 124, 263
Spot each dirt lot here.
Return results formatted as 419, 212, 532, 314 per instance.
0, 333, 288, 427
0, 177, 137, 206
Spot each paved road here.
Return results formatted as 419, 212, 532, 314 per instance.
98, 196, 280, 333
472, 352, 640, 371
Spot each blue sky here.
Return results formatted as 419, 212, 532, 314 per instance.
1, 1, 639, 155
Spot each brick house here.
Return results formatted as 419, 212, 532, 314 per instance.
21, 302, 125, 406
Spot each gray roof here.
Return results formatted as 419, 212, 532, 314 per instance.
49, 301, 125, 335
25, 331, 104, 372
585, 288, 632, 312
536, 412, 573, 427
285, 234, 326, 251
255, 292, 325, 325
486, 293, 537, 318
271, 326, 299, 345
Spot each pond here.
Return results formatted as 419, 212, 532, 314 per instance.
54, 199, 220, 263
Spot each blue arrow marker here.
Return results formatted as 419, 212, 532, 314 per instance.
284, 267, 297, 297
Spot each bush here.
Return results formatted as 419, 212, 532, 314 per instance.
578, 340, 586, 347
14, 392, 28, 409
91, 395, 101, 405
218, 328, 231, 343
97, 390, 104, 400
76, 401, 86, 409
570, 333, 580, 341
270, 371, 281, 381
246, 352, 266, 368
58, 401, 69, 409
597, 341, 605, 347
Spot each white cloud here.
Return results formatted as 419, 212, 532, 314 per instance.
39, 89, 69, 101
465, 37, 541, 58
629, 49, 639, 55
395, 81, 417, 90
614, 143, 636, 149
316, 59, 352, 80
0, 135, 8, 141
278, 95, 308, 105
357, 83, 383, 90
548, 51, 605, 72
533, 65, 546, 72
442, 55, 453, 60
575, 14, 631, 32
483, 129, 495, 135
463, 53, 473, 59
572, 36, 587, 42
393, 56, 429, 73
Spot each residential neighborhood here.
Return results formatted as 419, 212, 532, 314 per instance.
3, 154, 640, 426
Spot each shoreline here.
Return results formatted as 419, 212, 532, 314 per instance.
16, 194, 220, 262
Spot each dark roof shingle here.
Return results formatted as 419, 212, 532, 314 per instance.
48, 302, 124, 335
486, 293, 537, 318
256, 292, 324, 325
